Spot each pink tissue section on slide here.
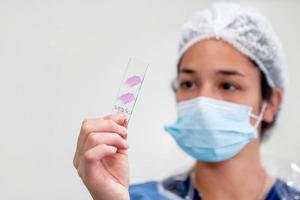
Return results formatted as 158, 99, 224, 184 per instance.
125, 75, 142, 87
119, 92, 135, 104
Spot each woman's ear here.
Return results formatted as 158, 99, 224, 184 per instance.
263, 88, 283, 123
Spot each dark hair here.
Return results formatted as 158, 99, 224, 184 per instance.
259, 65, 276, 141
172, 60, 276, 141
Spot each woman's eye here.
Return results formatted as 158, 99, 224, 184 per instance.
221, 82, 237, 91
179, 80, 196, 90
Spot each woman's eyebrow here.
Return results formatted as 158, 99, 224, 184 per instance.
217, 69, 245, 77
178, 68, 246, 77
179, 68, 196, 74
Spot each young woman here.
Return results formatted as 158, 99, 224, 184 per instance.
73, 3, 300, 200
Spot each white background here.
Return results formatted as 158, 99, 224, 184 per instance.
0, 0, 299, 199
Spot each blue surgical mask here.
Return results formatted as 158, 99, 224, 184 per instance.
164, 96, 267, 162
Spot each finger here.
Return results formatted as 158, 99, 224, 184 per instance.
104, 113, 128, 127
117, 149, 128, 155
104, 113, 128, 136
79, 144, 117, 181
80, 119, 128, 149
74, 117, 128, 167
84, 144, 117, 163
83, 132, 129, 152
81, 118, 128, 137
77, 144, 117, 178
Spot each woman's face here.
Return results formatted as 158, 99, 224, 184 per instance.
176, 39, 263, 126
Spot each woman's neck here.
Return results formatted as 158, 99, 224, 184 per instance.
193, 141, 271, 200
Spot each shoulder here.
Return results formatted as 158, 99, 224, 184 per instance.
129, 181, 161, 200
129, 173, 193, 200
266, 178, 300, 200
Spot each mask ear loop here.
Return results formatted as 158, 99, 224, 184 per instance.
252, 102, 268, 128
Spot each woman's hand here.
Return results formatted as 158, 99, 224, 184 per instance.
73, 113, 130, 200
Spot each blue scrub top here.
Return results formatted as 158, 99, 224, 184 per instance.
129, 173, 300, 200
